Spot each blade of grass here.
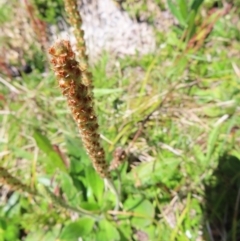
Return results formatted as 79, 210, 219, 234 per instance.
170, 193, 191, 241
167, 0, 187, 27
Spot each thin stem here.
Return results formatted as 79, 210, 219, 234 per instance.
64, 0, 93, 90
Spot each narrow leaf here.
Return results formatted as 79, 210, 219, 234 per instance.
206, 125, 221, 162
167, 0, 187, 27
179, 0, 188, 20
191, 0, 204, 12
33, 130, 67, 172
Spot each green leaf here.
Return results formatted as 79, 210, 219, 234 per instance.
69, 158, 84, 174
179, 0, 188, 20
191, 0, 204, 12
126, 157, 180, 185
4, 224, 19, 241
85, 166, 104, 203
186, 9, 196, 27
33, 130, 67, 173
25, 227, 61, 241
193, 145, 205, 164
185, 9, 197, 40
124, 197, 155, 228
94, 88, 123, 97
143, 225, 157, 240
80, 202, 100, 211
124, 196, 145, 211
65, 136, 89, 168
167, 0, 186, 27
59, 217, 95, 240
132, 200, 155, 228
118, 225, 132, 241
206, 124, 221, 162
2, 193, 20, 214
12, 147, 33, 160
0, 229, 4, 241
0, 4, 12, 24
65, 137, 83, 159
59, 172, 82, 206
97, 220, 120, 241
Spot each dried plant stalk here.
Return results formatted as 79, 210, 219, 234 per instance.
0, 166, 36, 195
64, 0, 92, 89
24, 0, 48, 52
0, 167, 97, 215
109, 147, 126, 171
49, 40, 109, 178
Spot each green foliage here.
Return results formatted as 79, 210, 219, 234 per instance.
59, 217, 95, 240
167, 0, 204, 40
0, 3, 13, 24
34, 130, 67, 173
1, 0, 240, 240
33, 0, 64, 23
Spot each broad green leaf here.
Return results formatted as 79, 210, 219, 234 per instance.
131, 200, 155, 228
59, 217, 95, 240
143, 225, 157, 240
65, 136, 89, 168
69, 158, 84, 174
126, 157, 180, 185
33, 130, 67, 173
65, 136, 85, 159
80, 202, 100, 211
4, 224, 19, 241
97, 219, 120, 241
124, 196, 145, 211
118, 225, 132, 241
59, 172, 82, 205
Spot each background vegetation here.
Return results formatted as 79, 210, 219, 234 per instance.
0, 0, 240, 240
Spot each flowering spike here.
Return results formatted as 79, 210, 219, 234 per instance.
0, 166, 37, 195
64, 0, 92, 90
49, 40, 109, 178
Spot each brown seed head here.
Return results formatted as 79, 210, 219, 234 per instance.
48, 40, 110, 178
